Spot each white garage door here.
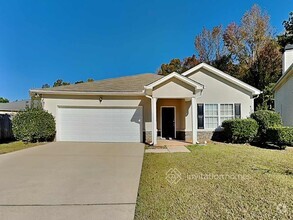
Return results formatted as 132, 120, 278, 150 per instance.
57, 107, 143, 142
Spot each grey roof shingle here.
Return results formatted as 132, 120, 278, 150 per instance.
39, 73, 163, 92
0, 100, 35, 111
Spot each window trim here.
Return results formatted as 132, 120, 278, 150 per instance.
220, 104, 234, 124
204, 104, 219, 129
198, 103, 241, 130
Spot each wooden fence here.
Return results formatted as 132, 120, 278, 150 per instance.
0, 114, 14, 141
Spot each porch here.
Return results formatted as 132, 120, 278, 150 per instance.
144, 72, 204, 146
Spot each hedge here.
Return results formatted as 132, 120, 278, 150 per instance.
267, 127, 293, 149
222, 118, 259, 143
250, 110, 282, 143
12, 108, 56, 142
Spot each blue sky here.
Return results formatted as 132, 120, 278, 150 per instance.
0, 0, 291, 101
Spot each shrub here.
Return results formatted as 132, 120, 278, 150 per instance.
12, 108, 56, 142
250, 110, 282, 143
267, 127, 293, 149
222, 118, 259, 143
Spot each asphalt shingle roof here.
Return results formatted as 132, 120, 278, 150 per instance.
0, 100, 35, 111
40, 73, 163, 92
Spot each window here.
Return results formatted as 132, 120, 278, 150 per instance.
234, 104, 241, 118
197, 103, 242, 129
204, 104, 218, 129
220, 104, 233, 124
197, 104, 204, 129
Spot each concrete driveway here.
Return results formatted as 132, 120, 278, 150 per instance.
0, 142, 144, 220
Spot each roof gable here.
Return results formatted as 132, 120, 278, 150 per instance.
182, 63, 261, 95
144, 72, 204, 90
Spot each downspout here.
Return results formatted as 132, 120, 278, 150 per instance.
251, 92, 261, 113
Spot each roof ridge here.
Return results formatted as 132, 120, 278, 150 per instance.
40, 73, 157, 90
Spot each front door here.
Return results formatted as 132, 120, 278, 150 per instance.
161, 107, 175, 139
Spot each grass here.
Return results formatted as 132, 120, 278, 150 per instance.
0, 141, 44, 154
135, 142, 293, 220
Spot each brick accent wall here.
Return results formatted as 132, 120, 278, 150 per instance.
144, 130, 222, 144
143, 131, 152, 143
197, 131, 214, 143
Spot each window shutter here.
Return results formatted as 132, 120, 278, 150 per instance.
197, 104, 204, 129
234, 104, 241, 118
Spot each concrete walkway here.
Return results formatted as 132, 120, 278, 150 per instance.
0, 142, 144, 220
145, 145, 190, 153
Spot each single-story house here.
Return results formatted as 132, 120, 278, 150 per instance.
30, 63, 261, 145
274, 44, 293, 126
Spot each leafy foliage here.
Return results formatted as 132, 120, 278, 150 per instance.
195, 5, 281, 109
0, 97, 9, 103
53, 79, 70, 87
222, 118, 258, 143
277, 12, 293, 52
12, 108, 56, 142
158, 55, 200, 75
256, 83, 275, 110
195, 25, 226, 63
223, 5, 282, 108
267, 127, 293, 148
42, 84, 50, 88
250, 110, 282, 143
158, 5, 283, 110
42, 78, 95, 88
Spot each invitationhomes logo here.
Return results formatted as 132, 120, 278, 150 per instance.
165, 168, 182, 185
166, 168, 251, 185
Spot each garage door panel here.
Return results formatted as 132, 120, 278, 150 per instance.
58, 107, 142, 142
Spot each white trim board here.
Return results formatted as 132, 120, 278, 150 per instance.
144, 72, 204, 90
182, 63, 261, 95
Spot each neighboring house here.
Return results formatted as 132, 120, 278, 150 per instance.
0, 100, 32, 115
274, 44, 293, 126
30, 63, 261, 144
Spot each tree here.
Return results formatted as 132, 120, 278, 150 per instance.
181, 55, 200, 72
42, 84, 50, 88
53, 79, 70, 87
87, 78, 94, 82
158, 58, 182, 75
75, 81, 84, 84
158, 55, 200, 75
0, 97, 9, 103
277, 12, 293, 52
195, 25, 226, 63
223, 5, 282, 109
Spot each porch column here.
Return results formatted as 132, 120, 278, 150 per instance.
191, 97, 197, 144
151, 97, 157, 145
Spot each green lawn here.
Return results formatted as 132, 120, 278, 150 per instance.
135, 143, 293, 220
0, 141, 44, 154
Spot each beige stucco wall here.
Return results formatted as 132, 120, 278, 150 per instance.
275, 75, 293, 126
152, 78, 194, 98
42, 95, 152, 131
185, 68, 254, 130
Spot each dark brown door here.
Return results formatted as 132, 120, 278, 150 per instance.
162, 107, 175, 139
